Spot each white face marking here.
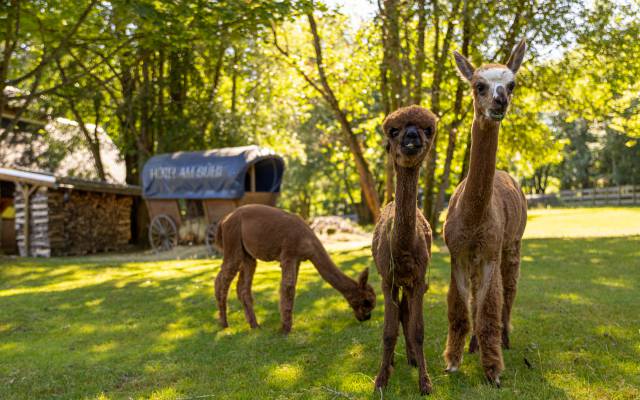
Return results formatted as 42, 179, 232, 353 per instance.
478, 67, 515, 98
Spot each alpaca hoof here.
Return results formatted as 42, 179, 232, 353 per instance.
374, 374, 389, 392
408, 357, 418, 367
280, 328, 291, 335
486, 375, 501, 388
375, 368, 391, 391
219, 321, 229, 329
484, 367, 502, 388
250, 323, 260, 329
419, 376, 433, 395
444, 364, 459, 373
468, 335, 478, 353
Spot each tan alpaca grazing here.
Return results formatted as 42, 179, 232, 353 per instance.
214, 204, 376, 334
442, 39, 528, 386
372, 105, 437, 395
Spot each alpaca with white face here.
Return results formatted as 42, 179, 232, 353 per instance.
443, 39, 528, 387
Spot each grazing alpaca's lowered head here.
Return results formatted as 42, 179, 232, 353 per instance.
443, 39, 528, 387
372, 105, 437, 395
214, 204, 376, 333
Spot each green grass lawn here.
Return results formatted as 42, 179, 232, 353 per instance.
1, 208, 639, 399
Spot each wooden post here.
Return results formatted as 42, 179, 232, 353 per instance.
18, 184, 39, 257
618, 185, 622, 206
592, 186, 596, 206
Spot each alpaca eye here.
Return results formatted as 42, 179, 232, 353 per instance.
507, 81, 516, 92
476, 82, 488, 95
389, 128, 400, 138
363, 300, 372, 308
424, 126, 433, 136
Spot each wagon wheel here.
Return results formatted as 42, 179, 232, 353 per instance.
205, 221, 220, 256
149, 215, 178, 252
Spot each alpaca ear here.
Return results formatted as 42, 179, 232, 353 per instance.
358, 268, 369, 288
506, 38, 527, 74
453, 51, 475, 82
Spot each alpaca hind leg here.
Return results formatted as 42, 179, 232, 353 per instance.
214, 259, 241, 329
236, 256, 259, 329
400, 291, 417, 367
469, 280, 480, 353
500, 241, 521, 349
444, 263, 470, 372
407, 284, 432, 395
374, 284, 400, 392
279, 259, 300, 334
475, 261, 505, 386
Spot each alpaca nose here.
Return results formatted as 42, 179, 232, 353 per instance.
404, 126, 422, 146
494, 87, 508, 108
405, 126, 419, 140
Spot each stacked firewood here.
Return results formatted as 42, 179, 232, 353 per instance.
48, 190, 132, 256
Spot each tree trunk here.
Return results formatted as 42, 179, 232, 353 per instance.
432, 0, 471, 235
306, 13, 381, 220
423, 0, 462, 225
380, 0, 404, 205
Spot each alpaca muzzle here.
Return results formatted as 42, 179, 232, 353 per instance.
401, 126, 423, 155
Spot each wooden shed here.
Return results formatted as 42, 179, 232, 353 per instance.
0, 167, 141, 257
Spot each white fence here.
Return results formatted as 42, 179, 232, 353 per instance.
527, 185, 640, 207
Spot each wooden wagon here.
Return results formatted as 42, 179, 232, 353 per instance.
142, 146, 285, 253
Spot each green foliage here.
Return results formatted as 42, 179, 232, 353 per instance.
3, 0, 639, 214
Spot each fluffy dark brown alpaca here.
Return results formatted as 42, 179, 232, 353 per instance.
442, 39, 528, 386
214, 204, 376, 334
372, 105, 437, 395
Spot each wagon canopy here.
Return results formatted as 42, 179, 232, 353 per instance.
142, 146, 284, 200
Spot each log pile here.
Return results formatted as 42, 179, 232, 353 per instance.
15, 187, 133, 257
48, 190, 132, 256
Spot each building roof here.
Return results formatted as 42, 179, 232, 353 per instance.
1, 86, 127, 184
0, 167, 140, 196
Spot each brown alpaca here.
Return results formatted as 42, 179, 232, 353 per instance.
214, 204, 376, 334
372, 105, 437, 395
442, 39, 528, 386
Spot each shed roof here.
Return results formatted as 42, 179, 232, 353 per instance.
0, 167, 141, 196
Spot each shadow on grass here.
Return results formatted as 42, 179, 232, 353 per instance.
0, 236, 638, 399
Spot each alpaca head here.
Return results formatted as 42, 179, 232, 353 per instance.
348, 268, 376, 321
382, 105, 437, 168
453, 38, 527, 122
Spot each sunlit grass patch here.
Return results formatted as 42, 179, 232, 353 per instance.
0, 211, 639, 399
525, 207, 640, 238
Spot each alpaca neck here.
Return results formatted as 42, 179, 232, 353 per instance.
309, 241, 358, 297
460, 116, 500, 223
392, 164, 419, 250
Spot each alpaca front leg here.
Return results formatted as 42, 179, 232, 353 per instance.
236, 257, 259, 329
444, 264, 470, 372
374, 284, 400, 392
500, 241, 521, 350
279, 259, 300, 334
400, 292, 417, 367
476, 262, 505, 386
408, 284, 432, 395
215, 260, 241, 329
